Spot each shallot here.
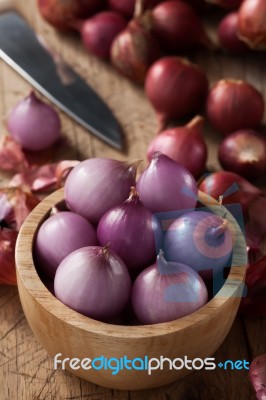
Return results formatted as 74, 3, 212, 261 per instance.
37, 0, 104, 30
146, 1, 212, 52
111, 19, 160, 84
54, 246, 131, 320
218, 12, 249, 53
206, 80, 264, 135
131, 250, 208, 324
7, 92, 61, 152
199, 171, 262, 216
147, 116, 207, 179
218, 130, 266, 180
145, 57, 209, 130
238, 0, 266, 50
76, 12, 127, 59
97, 187, 162, 270
64, 158, 139, 223
34, 211, 97, 278
164, 211, 233, 279
136, 152, 198, 213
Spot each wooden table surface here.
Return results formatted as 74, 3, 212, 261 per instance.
0, 1, 266, 399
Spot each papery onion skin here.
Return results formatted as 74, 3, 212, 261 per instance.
145, 57, 209, 129
238, 0, 266, 50
78, 12, 127, 59
136, 152, 198, 213
199, 171, 262, 216
54, 246, 131, 320
111, 20, 161, 84
8, 92, 61, 151
148, 1, 212, 52
206, 80, 264, 135
64, 158, 139, 223
34, 211, 97, 278
164, 211, 233, 279
1, 188, 40, 231
147, 116, 207, 179
37, 0, 104, 30
0, 136, 28, 173
218, 130, 266, 180
249, 354, 266, 399
97, 187, 162, 270
218, 12, 249, 53
131, 251, 208, 324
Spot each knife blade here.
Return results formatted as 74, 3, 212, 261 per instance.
0, 11, 123, 149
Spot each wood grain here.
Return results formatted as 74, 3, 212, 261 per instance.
0, 0, 265, 398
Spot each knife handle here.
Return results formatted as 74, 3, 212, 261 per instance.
0, 0, 13, 12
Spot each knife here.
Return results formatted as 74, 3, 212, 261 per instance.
0, 6, 123, 149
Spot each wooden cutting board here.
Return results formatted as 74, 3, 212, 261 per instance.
0, 0, 265, 398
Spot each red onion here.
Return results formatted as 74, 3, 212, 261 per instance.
240, 255, 266, 316
131, 250, 208, 324
34, 211, 97, 278
147, 116, 207, 179
54, 246, 131, 320
136, 152, 198, 213
218, 130, 266, 180
199, 171, 262, 216
238, 0, 266, 50
111, 20, 160, 84
76, 12, 127, 59
206, 0, 243, 8
249, 354, 266, 399
7, 92, 61, 152
206, 80, 265, 135
218, 12, 249, 53
97, 187, 162, 270
146, 1, 212, 52
37, 0, 104, 31
145, 57, 209, 130
164, 211, 233, 279
64, 158, 139, 223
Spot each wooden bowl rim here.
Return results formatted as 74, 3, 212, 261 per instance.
15, 188, 247, 339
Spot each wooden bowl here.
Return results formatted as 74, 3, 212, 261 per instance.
15, 189, 247, 391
